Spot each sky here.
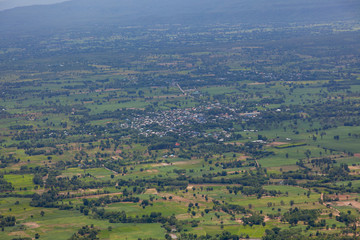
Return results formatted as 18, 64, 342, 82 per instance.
0, 0, 68, 11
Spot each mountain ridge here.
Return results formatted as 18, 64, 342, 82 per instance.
1, 0, 359, 35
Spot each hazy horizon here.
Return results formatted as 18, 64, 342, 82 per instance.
0, 0, 68, 11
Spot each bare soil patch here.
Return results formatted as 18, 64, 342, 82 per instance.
152, 160, 201, 167
173, 160, 201, 165
349, 165, 360, 170
248, 82, 265, 85
59, 188, 98, 196
160, 194, 193, 204
169, 233, 178, 239
145, 188, 158, 194
264, 216, 271, 222
74, 192, 123, 199
151, 162, 171, 167
266, 142, 288, 146
337, 195, 352, 201
224, 142, 244, 146
238, 155, 250, 160
23, 222, 40, 228
336, 201, 360, 209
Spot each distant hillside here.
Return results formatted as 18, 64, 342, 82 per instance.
0, 0, 359, 35
0, 0, 68, 11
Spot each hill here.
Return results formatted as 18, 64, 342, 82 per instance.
0, 0, 359, 35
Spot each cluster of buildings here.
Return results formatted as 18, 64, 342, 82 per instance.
130, 107, 206, 137
126, 103, 260, 138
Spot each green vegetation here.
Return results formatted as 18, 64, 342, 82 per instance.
0, 17, 360, 240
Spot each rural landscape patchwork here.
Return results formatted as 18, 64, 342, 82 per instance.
1, 0, 360, 239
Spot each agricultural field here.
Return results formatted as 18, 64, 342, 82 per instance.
0, 9, 360, 240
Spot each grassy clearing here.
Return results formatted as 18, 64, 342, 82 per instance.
4, 174, 35, 192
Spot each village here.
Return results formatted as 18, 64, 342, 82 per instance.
128, 103, 261, 139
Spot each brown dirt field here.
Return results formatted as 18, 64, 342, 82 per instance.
151, 163, 171, 167
337, 195, 353, 201
238, 155, 250, 160
266, 142, 288, 146
248, 82, 265, 85
224, 142, 244, 146
264, 216, 271, 222
171, 195, 192, 203
145, 188, 158, 194
59, 189, 100, 195
104, 88, 121, 92
34, 189, 46, 194
326, 194, 354, 201
349, 165, 360, 170
74, 192, 123, 199
173, 160, 201, 165
300, 113, 309, 118
335, 201, 360, 209
127, 108, 145, 110
23, 222, 40, 228
169, 234, 177, 239
159, 194, 193, 205
152, 160, 201, 167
